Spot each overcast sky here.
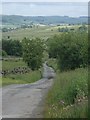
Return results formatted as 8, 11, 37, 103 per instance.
1, 0, 89, 2
1, 1, 88, 17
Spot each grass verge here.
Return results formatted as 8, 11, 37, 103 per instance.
2, 70, 41, 86
44, 59, 88, 118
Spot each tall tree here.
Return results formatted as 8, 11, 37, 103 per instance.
22, 37, 44, 70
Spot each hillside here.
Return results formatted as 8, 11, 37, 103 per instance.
1, 15, 88, 25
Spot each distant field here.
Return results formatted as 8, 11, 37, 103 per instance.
2, 25, 81, 40
2, 26, 58, 40
2, 24, 20, 28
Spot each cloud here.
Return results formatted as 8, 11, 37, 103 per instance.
2, 2, 88, 17
29, 3, 36, 8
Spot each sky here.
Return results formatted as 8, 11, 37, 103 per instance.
1, 0, 89, 17
1, 0, 89, 2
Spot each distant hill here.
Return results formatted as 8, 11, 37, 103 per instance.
1, 15, 88, 25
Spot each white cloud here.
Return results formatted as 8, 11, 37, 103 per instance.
2, 2, 88, 17
29, 3, 36, 8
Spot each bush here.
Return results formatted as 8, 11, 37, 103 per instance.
22, 37, 44, 70
58, 27, 69, 32
78, 25, 87, 32
57, 37, 83, 71
2, 39, 22, 56
2, 50, 7, 57
47, 35, 60, 58
48, 32, 88, 71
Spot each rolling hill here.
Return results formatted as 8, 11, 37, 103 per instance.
1, 15, 88, 25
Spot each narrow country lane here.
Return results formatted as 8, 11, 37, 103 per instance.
1, 62, 55, 118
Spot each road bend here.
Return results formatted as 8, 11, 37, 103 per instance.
1, 62, 55, 118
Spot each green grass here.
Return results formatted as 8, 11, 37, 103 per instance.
47, 58, 58, 71
2, 26, 60, 40
44, 60, 88, 118
2, 59, 27, 71
1, 58, 42, 86
0, 77, 2, 87
2, 70, 41, 86
2, 25, 81, 40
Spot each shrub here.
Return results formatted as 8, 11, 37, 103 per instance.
47, 35, 60, 58
58, 27, 69, 32
48, 32, 88, 71
2, 50, 7, 57
22, 37, 44, 70
2, 39, 22, 56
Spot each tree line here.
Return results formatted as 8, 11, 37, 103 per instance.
58, 25, 87, 33
2, 39, 22, 56
2, 31, 88, 71
2, 38, 44, 70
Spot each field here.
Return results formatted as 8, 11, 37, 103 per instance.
2, 25, 81, 40
1, 58, 41, 86
2, 71, 41, 86
2, 58, 27, 70
1, 21, 88, 118
44, 59, 88, 118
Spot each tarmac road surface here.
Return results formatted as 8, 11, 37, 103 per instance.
1, 62, 55, 118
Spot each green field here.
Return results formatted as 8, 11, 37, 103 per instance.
2, 70, 41, 86
2, 26, 57, 40
1, 58, 42, 86
2, 25, 81, 40
2, 58, 27, 71
44, 59, 88, 118
2, 24, 20, 29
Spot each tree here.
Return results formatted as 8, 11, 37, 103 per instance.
22, 37, 44, 70
78, 25, 87, 32
47, 32, 88, 71
2, 28, 8, 32
47, 35, 60, 58
58, 27, 69, 32
2, 50, 7, 57
2, 39, 22, 56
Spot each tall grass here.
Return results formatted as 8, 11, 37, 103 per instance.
44, 67, 88, 118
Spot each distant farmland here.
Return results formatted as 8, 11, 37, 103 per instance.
2, 25, 83, 40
